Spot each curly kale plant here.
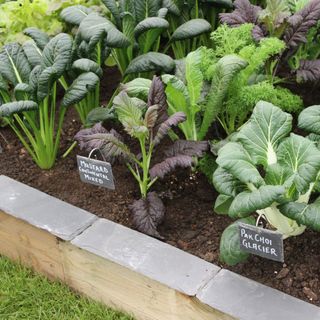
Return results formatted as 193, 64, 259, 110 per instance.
212, 101, 320, 265
220, 0, 320, 82
75, 77, 208, 238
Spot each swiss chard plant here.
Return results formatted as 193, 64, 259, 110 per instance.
75, 76, 208, 238
0, 34, 100, 169
220, 0, 320, 82
211, 101, 320, 265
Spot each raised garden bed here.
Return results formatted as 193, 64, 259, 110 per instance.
0, 175, 319, 320
0, 104, 320, 308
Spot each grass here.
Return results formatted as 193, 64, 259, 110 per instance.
0, 256, 134, 320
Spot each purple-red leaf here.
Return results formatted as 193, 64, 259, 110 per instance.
150, 140, 209, 179
165, 140, 209, 157
284, 0, 320, 51
220, 0, 262, 27
75, 123, 108, 151
130, 192, 165, 239
297, 59, 320, 82
75, 123, 134, 162
149, 155, 194, 179
153, 112, 186, 145
148, 76, 169, 134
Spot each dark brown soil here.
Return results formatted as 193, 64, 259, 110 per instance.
0, 71, 319, 306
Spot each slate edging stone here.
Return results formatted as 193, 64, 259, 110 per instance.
0, 175, 319, 320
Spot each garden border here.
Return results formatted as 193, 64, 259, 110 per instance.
0, 175, 319, 320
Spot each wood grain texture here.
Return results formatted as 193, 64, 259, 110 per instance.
0, 210, 65, 280
0, 210, 234, 320
60, 242, 234, 320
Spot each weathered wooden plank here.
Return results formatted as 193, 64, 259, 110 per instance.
0, 210, 65, 281
60, 241, 234, 320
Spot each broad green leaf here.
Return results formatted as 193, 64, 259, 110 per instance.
37, 67, 59, 100
14, 83, 33, 101
78, 13, 130, 48
237, 101, 292, 166
37, 34, 73, 100
24, 27, 49, 50
298, 105, 320, 135
278, 133, 320, 194
60, 5, 92, 26
114, 92, 142, 123
212, 167, 245, 197
62, 72, 100, 108
162, 0, 180, 15
171, 19, 211, 41
86, 107, 115, 126
42, 33, 73, 75
0, 74, 7, 91
158, 8, 168, 18
198, 55, 248, 140
114, 91, 147, 138
185, 49, 203, 107
163, 75, 190, 115
134, 17, 169, 40
125, 52, 175, 75
220, 217, 255, 266
0, 101, 38, 117
279, 198, 320, 232
121, 78, 152, 99
228, 185, 285, 218
101, 0, 121, 27
121, 12, 136, 41
133, 0, 162, 23
0, 43, 31, 85
308, 133, 320, 149
265, 164, 294, 186
214, 194, 234, 215
216, 142, 264, 186
135, 17, 169, 53
72, 59, 103, 77
22, 41, 42, 68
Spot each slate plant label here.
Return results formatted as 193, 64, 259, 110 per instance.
238, 223, 284, 262
77, 155, 115, 190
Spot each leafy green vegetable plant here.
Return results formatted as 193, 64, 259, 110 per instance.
60, 1, 213, 77
123, 24, 302, 139
0, 34, 100, 169
211, 101, 320, 265
23, 27, 103, 124
220, 0, 320, 82
75, 77, 208, 238
0, 0, 100, 48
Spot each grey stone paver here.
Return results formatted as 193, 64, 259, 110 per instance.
0, 175, 97, 240
72, 218, 220, 296
197, 269, 320, 320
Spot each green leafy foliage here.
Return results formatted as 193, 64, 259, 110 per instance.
212, 101, 320, 265
0, 34, 101, 169
75, 77, 208, 238
220, 0, 320, 82
0, 0, 100, 48
201, 24, 303, 134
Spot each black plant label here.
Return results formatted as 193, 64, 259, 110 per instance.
238, 223, 284, 262
77, 155, 115, 190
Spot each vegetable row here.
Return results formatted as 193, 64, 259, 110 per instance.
1, 0, 320, 265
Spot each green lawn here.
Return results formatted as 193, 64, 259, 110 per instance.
0, 256, 134, 320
